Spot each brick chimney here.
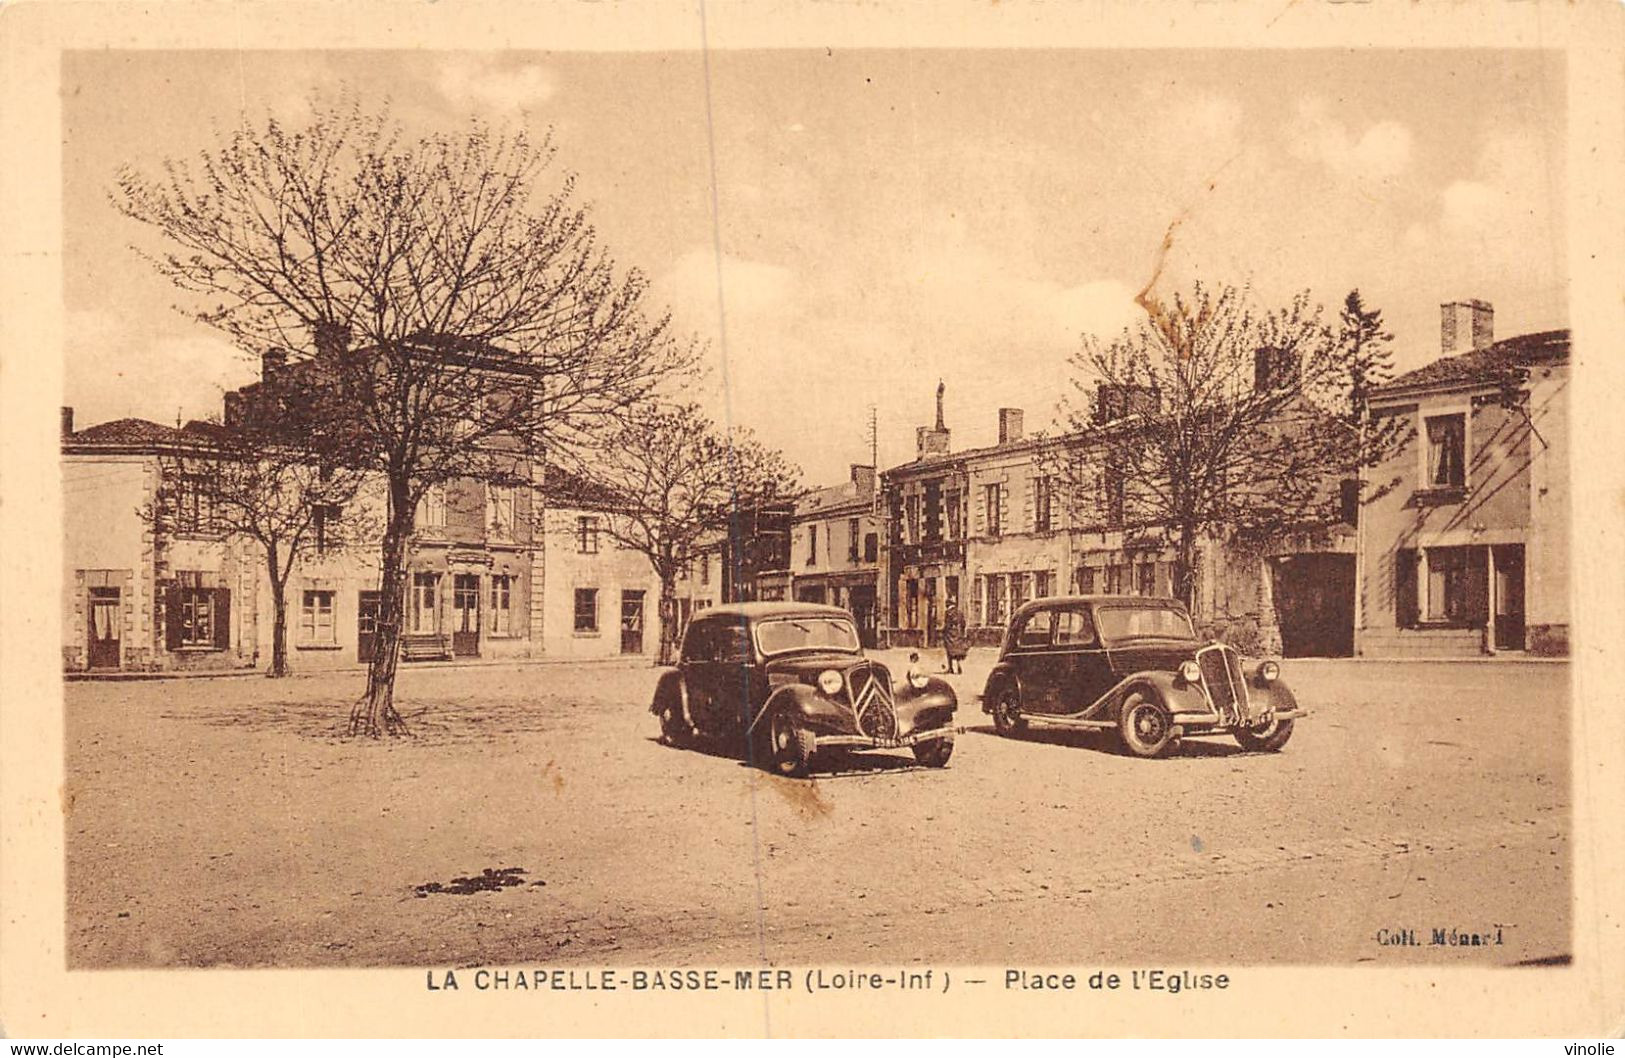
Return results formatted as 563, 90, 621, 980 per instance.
262, 348, 288, 382
60, 406, 73, 438
915, 380, 951, 460
849, 464, 876, 497
998, 408, 1025, 445
1441, 300, 1494, 355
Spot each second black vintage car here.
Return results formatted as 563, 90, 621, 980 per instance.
651, 602, 958, 777
980, 595, 1307, 758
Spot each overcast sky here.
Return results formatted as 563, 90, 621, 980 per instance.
63, 49, 1566, 486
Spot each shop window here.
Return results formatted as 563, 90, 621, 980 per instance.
986, 574, 1007, 627
411, 572, 440, 634
166, 574, 229, 651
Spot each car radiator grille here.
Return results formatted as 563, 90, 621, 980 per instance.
1197, 645, 1249, 723
846, 664, 899, 741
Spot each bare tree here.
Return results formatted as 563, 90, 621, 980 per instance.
114, 97, 692, 735
1055, 282, 1407, 610
565, 403, 800, 664
145, 415, 369, 678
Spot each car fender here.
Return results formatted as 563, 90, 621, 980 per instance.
1113, 670, 1211, 718
1246, 674, 1300, 715
746, 683, 849, 736
895, 677, 957, 735
980, 663, 1021, 714
650, 668, 684, 716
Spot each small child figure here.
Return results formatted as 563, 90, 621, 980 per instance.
906, 650, 925, 685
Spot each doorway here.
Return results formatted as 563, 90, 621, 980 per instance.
1493, 545, 1526, 651
452, 574, 481, 656
620, 590, 646, 655
87, 587, 121, 670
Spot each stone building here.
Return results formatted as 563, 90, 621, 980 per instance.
790, 464, 882, 645
1356, 302, 1569, 657
878, 383, 970, 648
61, 410, 260, 673
879, 382, 1359, 656
534, 465, 661, 660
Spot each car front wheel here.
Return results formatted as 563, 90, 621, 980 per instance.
992, 686, 1026, 737
1233, 715, 1295, 753
768, 710, 817, 777
912, 735, 954, 768
1118, 689, 1174, 758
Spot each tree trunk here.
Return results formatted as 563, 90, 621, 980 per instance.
1173, 524, 1199, 611
350, 478, 412, 737
657, 575, 679, 666
266, 545, 291, 678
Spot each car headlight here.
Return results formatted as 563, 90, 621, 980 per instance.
1257, 660, 1280, 685
1178, 660, 1201, 684
908, 671, 930, 690
817, 670, 843, 696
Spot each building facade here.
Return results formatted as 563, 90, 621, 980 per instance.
63, 339, 672, 671
878, 384, 969, 648
880, 388, 1359, 657
536, 466, 661, 660
62, 412, 261, 673
790, 464, 882, 645
1357, 302, 1569, 657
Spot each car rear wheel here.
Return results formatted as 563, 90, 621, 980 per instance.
656, 682, 692, 747
1118, 689, 1175, 758
768, 711, 816, 777
912, 735, 954, 768
1233, 715, 1294, 753
992, 686, 1026, 737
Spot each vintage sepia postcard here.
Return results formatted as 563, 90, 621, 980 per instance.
2, 0, 1622, 1041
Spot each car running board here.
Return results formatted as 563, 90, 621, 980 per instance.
1024, 714, 1116, 731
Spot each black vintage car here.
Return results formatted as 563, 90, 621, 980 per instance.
651, 602, 957, 777
980, 595, 1307, 758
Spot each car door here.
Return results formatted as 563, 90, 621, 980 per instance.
710, 617, 760, 729
1052, 605, 1115, 717
1006, 607, 1064, 714
679, 619, 721, 730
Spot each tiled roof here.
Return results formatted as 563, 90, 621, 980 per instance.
63, 418, 224, 449
1373, 329, 1569, 397
796, 479, 869, 513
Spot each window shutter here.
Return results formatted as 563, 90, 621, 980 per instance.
1024, 477, 1036, 531
213, 588, 232, 651
164, 584, 182, 651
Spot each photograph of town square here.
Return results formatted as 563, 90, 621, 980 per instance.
58, 48, 1569, 969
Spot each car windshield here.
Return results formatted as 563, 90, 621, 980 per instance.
754, 617, 861, 656
1095, 605, 1197, 643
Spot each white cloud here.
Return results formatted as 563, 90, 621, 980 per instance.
1290, 99, 1413, 181
436, 57, 557, 113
